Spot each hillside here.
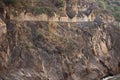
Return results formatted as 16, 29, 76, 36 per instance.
0, 0, 120, 80
97, 0, 120, 21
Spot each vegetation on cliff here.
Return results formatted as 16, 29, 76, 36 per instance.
98, 0, 120, 21
0, 0, 120, 80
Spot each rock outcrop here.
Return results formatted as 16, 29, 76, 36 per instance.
0, 19, 6, 37
0, 19, 119, 80
0, 0, 120, 80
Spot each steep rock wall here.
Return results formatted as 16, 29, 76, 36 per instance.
0, 20, 120, 80
0, 0, 119, 80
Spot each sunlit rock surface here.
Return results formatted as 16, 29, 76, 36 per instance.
0, 19, 6, 37
103, 74, 120, 80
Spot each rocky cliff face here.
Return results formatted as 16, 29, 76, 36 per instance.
0, 0, 120, 80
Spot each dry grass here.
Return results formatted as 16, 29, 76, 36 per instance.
48, 22, 58, 34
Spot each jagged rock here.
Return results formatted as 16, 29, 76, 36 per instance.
0, 0, 119, 80
0, 19, 118, 80
103, 74, 120, 80
0, 19, 6, 37
66, 9, 76, 19
66, 0, 77, 19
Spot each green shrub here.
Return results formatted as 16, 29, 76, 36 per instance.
106, 5, 114, 11
98, 0, 120, 22
98, 0, 106, 10
3, 0, 17, 5
114, 6, 120, 11
112, 1, 120, 6
55, 0, 64, 8
113, 11, 120, 21
32, 7, 52, 16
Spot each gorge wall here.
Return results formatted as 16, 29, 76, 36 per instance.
0, 0, 120, 80
0, 19, 120, 80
